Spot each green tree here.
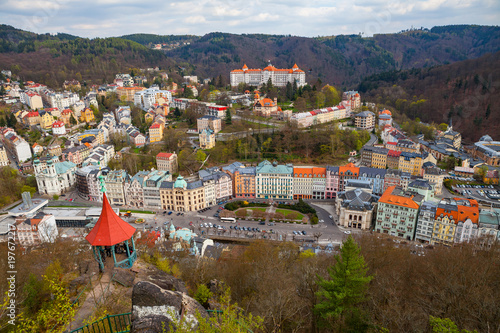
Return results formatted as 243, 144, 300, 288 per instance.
429, 316, 478, 333
196, 150, 207, 163
169, 287, 263, 333
174, 107, 181, 118
225, 109, 232, 125
438, 123, 448, 132
194, 284, 213, 308
315, 235, 373, 332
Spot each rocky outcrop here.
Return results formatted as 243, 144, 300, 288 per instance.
135, 265, 188, 294
130, 281, 208, 333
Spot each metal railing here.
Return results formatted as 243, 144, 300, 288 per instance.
69, 313, 132, 333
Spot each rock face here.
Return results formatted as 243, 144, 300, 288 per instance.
112, 267, 136, 287
130, 281, 208, 333
135, 265, 188, 294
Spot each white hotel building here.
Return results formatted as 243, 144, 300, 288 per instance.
230, 63, 306, 88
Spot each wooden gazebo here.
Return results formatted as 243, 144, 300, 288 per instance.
85, 192, 137, 272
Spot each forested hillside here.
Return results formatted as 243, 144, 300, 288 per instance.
1, 24, 498, 89
164, 25, 500, 86
0, 25, 175, 86
359, 51, 500, 142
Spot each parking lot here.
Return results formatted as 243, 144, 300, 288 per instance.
452, 183, 500, 202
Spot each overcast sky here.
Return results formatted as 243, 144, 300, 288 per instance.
1, 0, 499, 38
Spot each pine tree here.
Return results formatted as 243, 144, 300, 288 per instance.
225, 109, 232, 125
315, 235, 373, 332
174, 107, 181, 118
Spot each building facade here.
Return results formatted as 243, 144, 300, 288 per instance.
375, 186, 423, 240
256, 160, 293, 200
34, 158, 77, 196
156, 152, 178, 174
230, 63, 306, 87
336, 188, 376, 230
160, 176, 206, 212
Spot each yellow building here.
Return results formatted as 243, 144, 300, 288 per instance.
144, 111, 155, 123
160, 176, 206, 212
398, 152, 423, 176
40, 112, 55, 130
116, 86, 145, 102
371, 149, 388, 169
149, 122, 164, 143
80, 108, 95, 123
78, 129, 104, 146
22, 111, 41, 127
199, 128, 215, 149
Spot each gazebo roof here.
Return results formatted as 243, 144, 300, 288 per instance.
85, 193, 136, 246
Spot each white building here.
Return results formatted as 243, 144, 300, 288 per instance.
41, 90, 79, 110
0, 143, 9, 166
115, 106, 132, 125
34, 158, 77, 196
52, 121, 66, 135
230, 63, 306, 87
199, 167, 233, 202
2, 130, 32, 162
134, 86, 172, 110
16, 213, 58, 246
104, 169, 128, 205
124, 171, 148, 208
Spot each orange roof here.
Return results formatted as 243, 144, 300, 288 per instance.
313, 167, 326, 176
379, 109, 392, 116
150, 123, 161, 129
292, 63, 299, 69
62, 109, 72, 114
379, 186, 419, 209
338, 162, 359, 176
85, 193, 136, 246
454, 198, 479, 224
231, 69, 244, 73
294, 167, 313, 177
242, 64, 248, 69
436, 206, 458, 221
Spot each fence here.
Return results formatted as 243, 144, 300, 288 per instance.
69, 313, 132, 333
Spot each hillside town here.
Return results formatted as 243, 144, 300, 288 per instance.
0, 65, 499, 251
0, 10, 499, 331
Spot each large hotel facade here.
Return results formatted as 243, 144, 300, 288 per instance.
230, 63, 306, 87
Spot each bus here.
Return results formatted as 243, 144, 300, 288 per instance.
220, 217, 236, 223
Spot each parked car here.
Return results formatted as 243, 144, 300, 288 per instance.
329, 215, 333, 219
344, 231, 351, 235
319, 219, 324, 223
302, 231, 307, 235
168, 211, 173, 215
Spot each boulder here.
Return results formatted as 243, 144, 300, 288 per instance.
112, 267, 136, 288
130, 281, 208, 333
136, 266, 188, 294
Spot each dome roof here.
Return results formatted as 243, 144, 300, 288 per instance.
480, 135, 493, 142
174, 176, 187, 188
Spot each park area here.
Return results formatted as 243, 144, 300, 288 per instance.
228, 207, 307, 223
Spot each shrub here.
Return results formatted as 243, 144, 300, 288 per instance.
194, 284, 213, 308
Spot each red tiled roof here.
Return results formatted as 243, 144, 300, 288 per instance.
157, 152, 173, 159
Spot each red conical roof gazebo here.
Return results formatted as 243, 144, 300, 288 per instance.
86, 193, 136, 246
86, 192, 137, 271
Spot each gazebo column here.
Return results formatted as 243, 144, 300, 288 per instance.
125, 239, 132, 267
93, 246, 104, 272
125, 240, 130, 257
112, 244, 117, 265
